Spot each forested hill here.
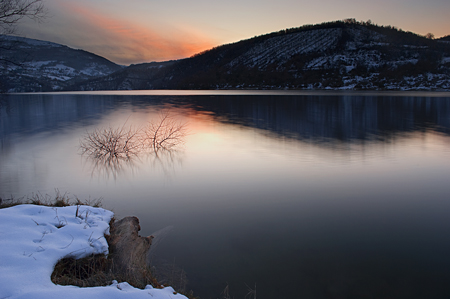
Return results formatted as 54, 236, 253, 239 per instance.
73, 20, 450, 91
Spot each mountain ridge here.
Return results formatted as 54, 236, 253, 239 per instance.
2, 20, 450, 92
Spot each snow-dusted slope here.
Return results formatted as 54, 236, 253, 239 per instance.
0, 35, 123, 92
225, 25, 434, 74
148, 21, 450, 90
228, 28, 343, 69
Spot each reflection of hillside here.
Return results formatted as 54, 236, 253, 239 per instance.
0, 94, 173, 142
183, 95, 450, 142
2, 93, 450, 146
0, 95, 119, 141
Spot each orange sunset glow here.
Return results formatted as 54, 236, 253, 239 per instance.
39, 1, 217, 65
16, 0, 450, 65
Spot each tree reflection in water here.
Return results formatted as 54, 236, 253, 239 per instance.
79, 111, 186, 179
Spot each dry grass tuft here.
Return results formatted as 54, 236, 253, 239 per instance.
0, 190, 102, 209
51, 255, 110, 287
51, 254, 161, 289
0, 196, 23, 209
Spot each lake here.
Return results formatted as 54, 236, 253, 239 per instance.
1, 91, 450, 299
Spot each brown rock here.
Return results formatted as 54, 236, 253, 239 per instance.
108, 216, 154, 284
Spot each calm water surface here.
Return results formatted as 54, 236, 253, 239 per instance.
1, 91, 450, 299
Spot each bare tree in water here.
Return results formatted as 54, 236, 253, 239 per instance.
80, 125, 141, 160
79, 124, 142, 179
142, 111, 187, 153
79, 111, 187, 179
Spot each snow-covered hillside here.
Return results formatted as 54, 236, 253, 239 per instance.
0, 35, 123, 92
146, 21, 450, 90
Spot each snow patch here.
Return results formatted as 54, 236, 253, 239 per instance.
27, 60, 57, 68
0, 205, 187, 299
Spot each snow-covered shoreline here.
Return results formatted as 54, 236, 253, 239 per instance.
0, 204, 187, 299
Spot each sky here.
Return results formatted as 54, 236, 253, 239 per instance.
16, 0, 450, 65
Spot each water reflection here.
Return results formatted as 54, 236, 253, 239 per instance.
1, 92, 450, 299
2, 94, 450, 146
178, 95, 450, 142
146, 148, 185, 179
81, 149, 142, 180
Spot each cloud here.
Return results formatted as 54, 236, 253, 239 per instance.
47, 1, 217, 65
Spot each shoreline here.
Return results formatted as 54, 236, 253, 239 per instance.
0, 203, 191, 299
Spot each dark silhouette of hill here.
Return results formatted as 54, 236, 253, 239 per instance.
71, 19, 450, 91
2, 20, 450, 92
